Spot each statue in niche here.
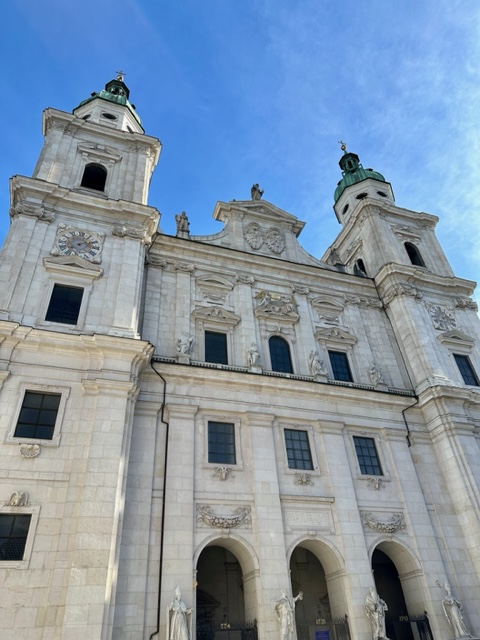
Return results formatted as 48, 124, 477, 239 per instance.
274, 589, 303, 640
175, 211, 190, 234
166, 585, 193, 640
177, 333, 194, 355
251, 183, 264, 200
308, 350, 327, 377
369, 364, 385, 387
442, 583, 472, 638
247, 343, 260, 367
365, 587, 390, 640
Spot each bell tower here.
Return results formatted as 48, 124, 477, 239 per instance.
0, 75, 161, 338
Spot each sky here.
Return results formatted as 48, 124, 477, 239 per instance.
2, 1, 480, 294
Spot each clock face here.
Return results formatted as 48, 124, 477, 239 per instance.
57, 230, 101, 260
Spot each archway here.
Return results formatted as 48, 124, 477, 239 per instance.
196, 544, 257, 640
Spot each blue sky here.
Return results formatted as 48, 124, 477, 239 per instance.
2, 1, 480, 292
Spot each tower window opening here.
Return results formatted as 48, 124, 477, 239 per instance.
377, 191, 388, 197
81, 163, 107, 192
101, 112, 117, 121
342, 204, 349, 215
82, 114, 91, 120
355, 192, 368, 200
354, 259, 367, 276
404, 242, 425, 267
269, 336, 293, 373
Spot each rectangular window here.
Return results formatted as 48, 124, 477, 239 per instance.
0, 514, 32, 561
353, 436, 383, 475
454, 354, 479, 386
208, 421, 236, 464
205, 331, 228, 364
45, 284, 83, 325
284, 429, 313, 470
14, 391, 61, 440
328, 350, 353, 382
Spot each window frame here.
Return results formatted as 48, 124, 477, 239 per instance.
328, 350, 354, 382
453, 353, 480, 387
352, 435, 384, 477
269, 335, 294, 373
207, 421, 236, 465
404, 242, 426, 268
45, 283, 84, 325
205, 330, 229, 365
202, 414, 243, 471
0, 504, 40, 569
80, 163, 108, 192
284, 428, 314, 470
5, 383, 70, 447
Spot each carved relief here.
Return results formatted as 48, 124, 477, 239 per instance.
291, 283, 309, 295
51, 224, 105, 264
113, 221, 153, 245
361, 512, 406, 534
369, 364, 386, 388
294, 473, 313, 486
236, 273, 255, 285
146, 254, 167, 267
5, 491, 29, 506
367, 477, 383, 490
196, 276, 234, 306
192, 306, 240, 325
265, 227, 285, 254
244, 222, 264, 250
254, 291, 298, 320
426, 303, 456, 331
455, 297, 478, 311
382, 282, 423, 307
19, 444, 41, 458
315, 327, 357, 348
311, 296, 344, 325
175, 261, 196, 273
196, 505, 251, 528
391, 224, 422, 242
10, 200, 55, 222
212, 467, 234, 481
344, 295, 382, 309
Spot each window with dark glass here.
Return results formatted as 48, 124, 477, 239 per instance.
328, 350, 353, 382
284, 429, 313, 470
80, 163, 107, 191
454, 354, 480, 386
353, 436, 383, 475
208, 421, 236, 464
0, 514, 31, 561
14, 391, 61, 440
404, 242, 425, 267
205, 331, 228, 364
269, 336, 293, 373
45, 284, 83, 325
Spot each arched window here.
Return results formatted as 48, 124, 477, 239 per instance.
354, 258, 367, 276
404, 242, 425, 267
81, 163, 107, 191
269, 336, 293, 373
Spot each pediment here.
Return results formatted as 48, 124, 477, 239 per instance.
311, 296, 345, 313
43, 256, 103, 280
315, 327, 357, 347
213, 199, 305, 237
192, 306, 240, 325
196, 275, 235, 290
437, 329, 475, 352
77, 142, 122, 163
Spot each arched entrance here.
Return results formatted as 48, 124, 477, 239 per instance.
290, 545, 350, 640
371, 543, 433, 640
196, 545, 257, 640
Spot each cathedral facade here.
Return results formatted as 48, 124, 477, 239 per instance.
0, 77, 479, 640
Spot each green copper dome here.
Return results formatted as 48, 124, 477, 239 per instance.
334, 151, 386, 203
75, 76, 143, 127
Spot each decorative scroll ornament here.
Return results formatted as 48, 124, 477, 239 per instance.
20, 443, 41, 458
455, 297, 478, 311
344, 294, 383, 309
236, 273, 255, 285
212, 466, 234, 481
113, 221, 153, 245
294, 473, 313, 486
426, 303, 456, 331
362, 512, 406, 534
196, 505, 251, 529
367, 478, 383, 490
5, 491, 29, 506
382, 282, 423, 307
146, 254, 167, 267
10, 201, 55, 222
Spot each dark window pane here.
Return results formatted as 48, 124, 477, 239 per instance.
208, 421, 236, 464
81, 163, 107, 191
328, 351, 353, 382
285, 429, 313, 470
353, 436, 383, 475
205, 331, 228, 364
269, 336, 293, 373
454, 354, 479, 386
45, 284, 83, 325
0, 514, 31, 561
404, 242, 425, 267
14, 391, 61, 440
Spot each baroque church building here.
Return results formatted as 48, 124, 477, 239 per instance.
0, 77, 479, 640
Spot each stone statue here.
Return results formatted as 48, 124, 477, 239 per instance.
251, 183, 264, 201
166, 585, 193, 640
177, 333, 194, 355
442, 583, 472, 638
369, 364, 385, 387
365, 587, 390, 640
247, 343, 260, 367
274, 589, 303, 640
308, 350, 327, 377
175, 211, 190, 234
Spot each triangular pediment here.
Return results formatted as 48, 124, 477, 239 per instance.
213, 199, 305, 237
43, 256, 103, 280
437, 329, 475, 351
315, 327, 357, 347
192, 306, 240, 325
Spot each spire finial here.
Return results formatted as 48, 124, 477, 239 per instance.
116, 70, 126, 82
338, 140, 347, 154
